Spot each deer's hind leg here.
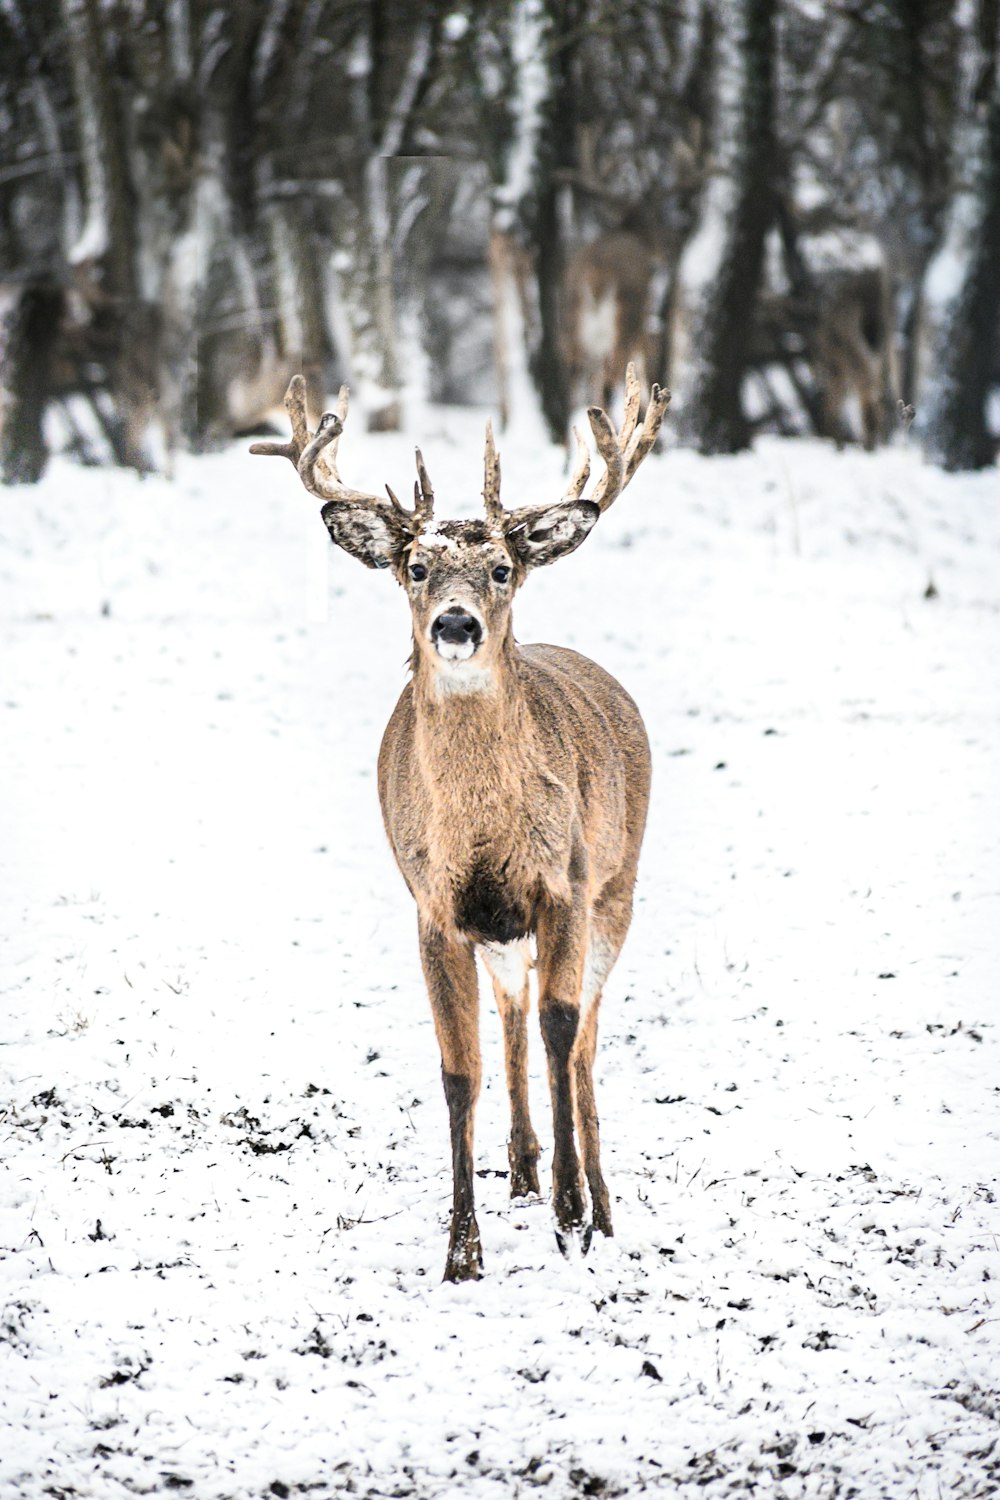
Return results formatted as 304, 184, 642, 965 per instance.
535, 888, 591, 1251
480, 941, 541, 1198
419, 918, 483, 1282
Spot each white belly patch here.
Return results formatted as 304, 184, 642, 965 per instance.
579, 937, 616, 1017
479, 938, 532, 999
580, 286, 617, 363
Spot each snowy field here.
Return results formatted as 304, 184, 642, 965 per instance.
1, 415, 998, 1500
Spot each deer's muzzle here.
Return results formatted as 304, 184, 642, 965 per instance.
430, 608, 483, 659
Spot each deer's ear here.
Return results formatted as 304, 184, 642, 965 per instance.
321, 501, 410, 570
508, 500, 600, 571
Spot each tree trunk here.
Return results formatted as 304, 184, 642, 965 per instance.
528, 1, 581, 443
335, 9, 433, 432
60, 0, 135, 299
926, 78, 1000, 470
684, 0, 777, 454
875, 0, 957, 410
531, 189, 569, 443
0, 283, 64, 484
264, 196, 330, 420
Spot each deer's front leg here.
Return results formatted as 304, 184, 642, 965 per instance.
418, 918, 483, 1282
535, 888, 591, 1254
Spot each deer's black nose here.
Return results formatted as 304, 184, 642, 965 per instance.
431, 609, 482, 647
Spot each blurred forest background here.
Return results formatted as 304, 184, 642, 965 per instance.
0, 0, 998, 484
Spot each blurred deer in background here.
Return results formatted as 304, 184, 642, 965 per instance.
561, 230, 659, 415
759, 201, 900, 449
252, 364, 668, 1281
812, 266, 897, 451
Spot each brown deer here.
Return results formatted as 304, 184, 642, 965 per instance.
251, 365, 669, 1281
562, 230, 660, 414
812, 266, 897, 451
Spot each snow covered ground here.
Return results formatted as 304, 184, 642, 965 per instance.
1, 415, 998, 1500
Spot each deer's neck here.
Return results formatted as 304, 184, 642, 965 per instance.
408, 636, 572, 940
413, 627, 527, 750
411, 635, 532, 806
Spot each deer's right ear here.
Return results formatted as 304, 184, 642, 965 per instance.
321, 502, 410, 571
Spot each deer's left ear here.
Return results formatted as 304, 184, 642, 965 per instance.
321, 501, 411, 570
507, 500, 600, 571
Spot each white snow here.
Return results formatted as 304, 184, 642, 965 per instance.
1, 419, 999, 1499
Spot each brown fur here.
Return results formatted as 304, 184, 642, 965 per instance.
813, 267, 897, 451
563, 231, 658, 412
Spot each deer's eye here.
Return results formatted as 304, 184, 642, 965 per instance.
409, 563, 428, 582
492, 565, 511, 584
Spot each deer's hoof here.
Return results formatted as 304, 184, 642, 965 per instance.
510, 1160, 541, 1199
591, 1190, 614, 1238
592, 1207, 614, 1238
443, 1255, 483, 1283
555, 1221, 593, 1259
508, 1137, 541, 1199
443, 1219, 483, 1282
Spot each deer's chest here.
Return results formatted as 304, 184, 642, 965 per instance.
451, 857, 534, 945
389, 769, 573, 942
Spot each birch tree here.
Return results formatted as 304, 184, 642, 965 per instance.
684, 0, 778, 453
926, 37, 1000, 469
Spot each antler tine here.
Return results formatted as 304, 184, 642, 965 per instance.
413, 449, 435, 529
587, 406, 626, 512
248, 435, 295, 460
248, 378, 342, 502
317, 383, 350, 483
483, 419, 505, 526
587, 375, 671, 514
562, 424, 592, 502
384, 483, 412, 522
618, 361, 642, 450
498, 373, 665, 533
623, 383, 671, 485
298, 411, 345, 496
286, 372, 311, 450
486, 423, 590, 532
249, 375, 400, 512
248, 372, 310, 462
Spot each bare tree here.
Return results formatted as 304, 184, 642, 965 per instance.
472, 0, 581, 441
0, 284, 63, 483
926, 55, 1000, 469
684, 0, 778, 453
839, 0, 960, 407
0, 0, 993, 475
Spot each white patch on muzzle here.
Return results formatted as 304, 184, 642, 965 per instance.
435, 637, 477, 663
428, 603, 487, 673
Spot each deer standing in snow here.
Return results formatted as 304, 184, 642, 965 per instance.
251, 366, 668, 1281
562, 230, 660, 414
812, 267, 897, 451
